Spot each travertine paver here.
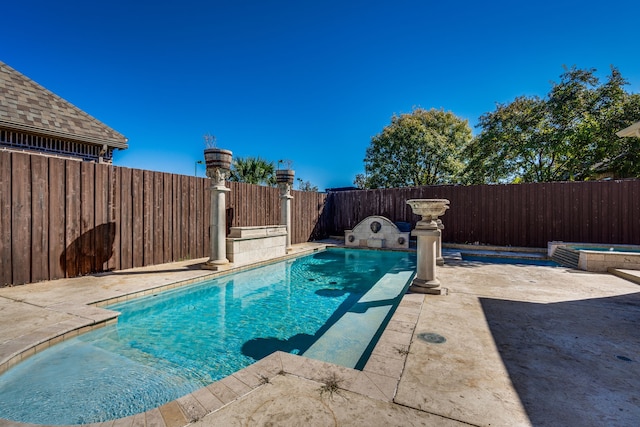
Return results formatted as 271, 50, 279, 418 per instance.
190, 374, 466, 427
395, 260, 640, 427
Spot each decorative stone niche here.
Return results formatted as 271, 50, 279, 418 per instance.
344, 216, 409, 249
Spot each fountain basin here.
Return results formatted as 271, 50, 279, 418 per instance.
407, 199, 450, 228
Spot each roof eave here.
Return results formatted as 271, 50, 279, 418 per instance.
0, 120, 128, 149
616, 121, 640, 138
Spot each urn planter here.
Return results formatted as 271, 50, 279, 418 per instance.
204, 148, 233, 171
406, 199, 450, 228
276, 169, 295, 184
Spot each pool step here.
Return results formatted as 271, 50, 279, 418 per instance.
551, 247, 580, 269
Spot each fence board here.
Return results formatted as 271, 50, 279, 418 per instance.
31, 155, 49, 282
523, 184, 533, 246
64, 161, 81, 278
154, 173, 164, 264
611, 183, 621, 243
163, 174, 172, 263
94, 163, 111, 272
79, 162, 95, 274
143, 170, 154, 266
119, 168, 132, 270
11, 153, 31, 284
195, 178, 203, 258
109, 166, 121, 271
188, 177, 196, 259
180, 176, 189, 259
172, 174, 181, 261
630, 182, 640, 244
48, 158, 66, 279
131, 169, 143, 267
0, 152, 12, 285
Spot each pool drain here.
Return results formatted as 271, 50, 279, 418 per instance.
418, 332, 447, 344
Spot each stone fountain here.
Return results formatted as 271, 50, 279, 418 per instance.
406, 199, 450, 295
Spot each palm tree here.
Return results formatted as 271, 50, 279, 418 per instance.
229, 156, 276, 186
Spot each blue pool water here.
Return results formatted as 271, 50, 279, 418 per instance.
0, 248, 415, 425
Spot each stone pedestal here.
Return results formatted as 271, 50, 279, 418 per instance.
406, 199, 450, 295
203, 153, 232, 270
436, 219, 444, 266
411, 226, 442, 294
279, 186, 293, 252
276, 169, 294, 253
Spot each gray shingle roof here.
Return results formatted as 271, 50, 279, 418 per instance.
616, 121, 640, 138
0, 61, 128, 149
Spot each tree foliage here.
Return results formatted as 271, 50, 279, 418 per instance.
229, 156, 276, 186
357, 108, 472, 188
464, 66, 640, 183
296, 178, 319, 192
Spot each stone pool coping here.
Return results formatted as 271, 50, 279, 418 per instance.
0, 242, 422, 426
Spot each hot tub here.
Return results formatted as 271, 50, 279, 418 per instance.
548, 242, 640, 272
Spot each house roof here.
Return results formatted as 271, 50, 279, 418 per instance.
616, 121, 640, 138
0, 61, 128, 149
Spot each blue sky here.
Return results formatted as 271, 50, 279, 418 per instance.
3, 0, 639, 190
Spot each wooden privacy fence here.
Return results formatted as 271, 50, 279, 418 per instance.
2, 150, 640, 286
325, 181, 640, 248
0, 151, 327, 286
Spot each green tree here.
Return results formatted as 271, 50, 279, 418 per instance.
465, 66, 640, 183
357, 108, 472, 188
353, 173, 370, 189
296, 178, 319, 192
229, 156, 276, 186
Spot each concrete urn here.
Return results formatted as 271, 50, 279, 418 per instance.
407, 199, 450, 229
204, 148, 233, 172
276, 169, 295, 184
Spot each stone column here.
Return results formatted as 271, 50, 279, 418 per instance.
279, 184, 293, 252
203, 149, 232, 270
276, 169, 294, 253
436, 219, 444, 266
406, 199, 449, 295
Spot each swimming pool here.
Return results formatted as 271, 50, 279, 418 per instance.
0, 248, 415, 425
